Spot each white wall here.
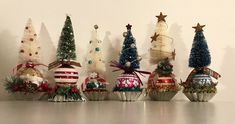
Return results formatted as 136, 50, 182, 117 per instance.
0, 0, 234, 101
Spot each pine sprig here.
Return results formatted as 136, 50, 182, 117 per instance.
4, 76, 38, 93
50, 86, 82, 100
156, 58, 173, 76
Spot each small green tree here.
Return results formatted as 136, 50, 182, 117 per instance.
57, 15, 76, 60
119, 24, 140, 70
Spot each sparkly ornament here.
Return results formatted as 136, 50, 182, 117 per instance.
130, 43, 136, 48
123, 32, 127, 37
125, 61, 131, 67
20, 50, 24, 53
95, 47, 100, 52
54, 65, 79, 86
17, 66, 43, 86
94, 25, 99, 29
88, 60, 92, 64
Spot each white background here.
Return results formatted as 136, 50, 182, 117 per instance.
0, 0, 234, 101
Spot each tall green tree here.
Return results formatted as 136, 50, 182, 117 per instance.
189, 23, 211, 69
119, 24, 140, 70
57, 15, 76, 60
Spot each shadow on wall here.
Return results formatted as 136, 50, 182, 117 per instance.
103, 31, 122, 100
0, 30, 19, 100
139, 22, 155, 100
215, 46, 235, 101
169, 23, 191, 101
38, 23, 56, 86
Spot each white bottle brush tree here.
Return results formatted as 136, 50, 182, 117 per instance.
150, 12, 175, 64
4, 19, 49, 94
82, 25, 108, 92
19, 18, 41, 64
86, 25, 105, 75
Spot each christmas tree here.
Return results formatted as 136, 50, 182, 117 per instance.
150, 12, 175, 63
181, 23, 221, 102
86, 25, 105, 74
48, 15, 82, 102
189, 23, 211, 69
19, 18, 41, 64
56, 15, 76, 61
119, 24, 140, 71
4, 19, 50, 99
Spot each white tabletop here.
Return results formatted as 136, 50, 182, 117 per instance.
0, 101, 233, 124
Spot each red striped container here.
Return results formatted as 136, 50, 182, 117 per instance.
148, 71, 175, 88
54, 64, 79, 86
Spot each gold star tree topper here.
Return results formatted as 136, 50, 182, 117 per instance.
156, 12, 167, 22
192, 23, 205, 32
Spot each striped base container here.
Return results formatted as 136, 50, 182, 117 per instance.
148, 71, 178, 101
54, 64, 79, 86
51, 64, 82, 102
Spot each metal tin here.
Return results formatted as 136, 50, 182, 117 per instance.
148, 90, 177, 101
184, 92, 216, 102
114, 91, 142, 101
83, 91, 108, 101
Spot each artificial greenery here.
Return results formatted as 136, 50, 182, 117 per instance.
149, 85, 179, 92
4, 76, 38, 93
189, 29, 211, 68
57, 15, 76, 60
119, 24, 140, 70
156, 58, 173, 76
113, 86, 142, 92
50, 86, 82, 100
86, 82, 106, 90
181, 80, 217, 93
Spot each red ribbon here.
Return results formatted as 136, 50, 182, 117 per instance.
110, 60, 151, 85
13, 61, 48, 75
184, 67, 221, 86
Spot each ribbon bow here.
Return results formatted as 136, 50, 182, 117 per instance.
183, 67, 221, 87
48, 59, 81, 70
110, 60, 151, 85
13, 61, 48, 74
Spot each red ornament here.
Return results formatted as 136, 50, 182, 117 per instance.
71, 87, 78, 93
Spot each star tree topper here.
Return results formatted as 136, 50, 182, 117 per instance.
156, 12, 167, 22
192, 23, 205, 32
